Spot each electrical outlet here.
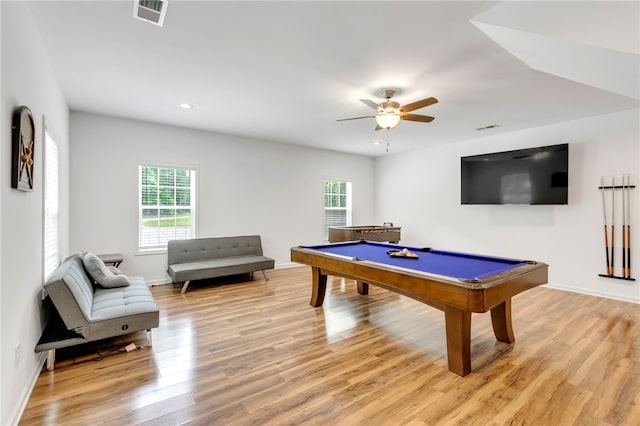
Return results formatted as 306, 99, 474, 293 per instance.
15, 343, 21, 367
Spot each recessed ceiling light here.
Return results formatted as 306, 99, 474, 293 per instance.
180, 103, 193, 109
373, 141, 382, 145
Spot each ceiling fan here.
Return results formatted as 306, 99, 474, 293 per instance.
337, 89, 438, 131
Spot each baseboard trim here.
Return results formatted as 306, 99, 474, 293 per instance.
10, 352, 47, 426
146, 278, 170, 286
275, 262, 303, 269
545, 282, 639, 304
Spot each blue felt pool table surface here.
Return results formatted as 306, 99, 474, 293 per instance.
307, 241, 528, 281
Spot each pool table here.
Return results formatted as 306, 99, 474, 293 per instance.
290, 240, 548, 376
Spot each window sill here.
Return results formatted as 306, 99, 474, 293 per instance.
136, 249, 167, 256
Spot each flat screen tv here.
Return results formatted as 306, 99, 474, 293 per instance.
461, 143, 568, 205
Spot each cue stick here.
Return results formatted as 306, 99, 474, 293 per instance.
601, 176, 611, 276
622, 174, 627, 277
627, 174, 632, 278
611, 176, 615, 275
625, 174, 630, 277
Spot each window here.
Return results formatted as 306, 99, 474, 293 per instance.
138, 164, 196, 251
43, 126, 59, 279
324, 179, 352, 239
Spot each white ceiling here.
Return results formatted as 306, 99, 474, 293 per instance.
27, 1, 639, 157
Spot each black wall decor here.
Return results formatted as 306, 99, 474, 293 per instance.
11, 106, 35, 192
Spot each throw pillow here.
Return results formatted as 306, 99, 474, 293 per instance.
82, 252, 130, 288
107, 265, 124, 275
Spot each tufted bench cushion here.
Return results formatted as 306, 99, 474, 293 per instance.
168, 256, 276, 283
88, 276, 160, 338
167, 235, 275, 293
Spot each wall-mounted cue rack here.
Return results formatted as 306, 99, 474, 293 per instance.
598, 174, 635, 281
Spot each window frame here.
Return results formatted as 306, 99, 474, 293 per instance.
43, 119, 60, 280
323, 179, 352, 240
137, 161, 198, 254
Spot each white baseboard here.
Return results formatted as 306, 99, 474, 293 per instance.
10, 352, 47, 426
275, 262, 303, 269
146, 278, 171, 286
545, 282, 640, 304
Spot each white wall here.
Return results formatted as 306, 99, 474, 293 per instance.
375, 108, 640, 303
1, 2, 70, 424
70, 112, 375, 283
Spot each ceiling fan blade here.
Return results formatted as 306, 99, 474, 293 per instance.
360, 99, 380, 110
401, 113, 435, 123
400, 97, 438, 113
374, 124, 383, 131
336, 115, 375, 122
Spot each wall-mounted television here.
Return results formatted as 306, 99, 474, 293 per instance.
461, 143, 568, 205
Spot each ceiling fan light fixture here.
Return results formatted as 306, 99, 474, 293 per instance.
375, 109, 401, 129
337, 89, 437, 132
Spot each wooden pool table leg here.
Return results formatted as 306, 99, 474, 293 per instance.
490, 299, 515, 343
310, 267, 327, 307
444, 306, 472, 376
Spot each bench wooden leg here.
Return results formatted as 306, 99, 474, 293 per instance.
261, 270, 269, 281
181, 280, 191, 294
146, 329, 153, 347
46, 349, 56, 371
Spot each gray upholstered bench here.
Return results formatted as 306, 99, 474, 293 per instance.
35, 254, 159, 370
167, 235, 275, 293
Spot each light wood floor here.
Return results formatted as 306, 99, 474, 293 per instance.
21, 267, 639, 425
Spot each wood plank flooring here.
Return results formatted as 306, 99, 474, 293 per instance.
20, 266, 639, 425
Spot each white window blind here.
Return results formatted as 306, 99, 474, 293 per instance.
44, 130, 59, 280
324, 180, 352, 239
138, 164, 196, 251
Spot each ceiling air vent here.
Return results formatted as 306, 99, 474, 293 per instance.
133, 0, 168, 27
